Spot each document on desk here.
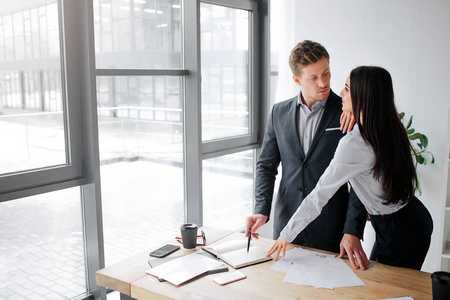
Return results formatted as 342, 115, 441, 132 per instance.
148, 252, 228, 282
270, 247, 365, 289
378, 297, 414, 300
202, 239, 272, 269
146, 252, 223, 286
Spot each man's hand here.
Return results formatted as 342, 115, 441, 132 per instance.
339, 233, 369, 270
340, 111, 355, 133
245, 214, 268, 239
267, 236, 288, 261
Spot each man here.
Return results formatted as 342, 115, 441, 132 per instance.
246, 40, 369, 269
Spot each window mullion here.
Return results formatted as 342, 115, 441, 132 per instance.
183, 0, 203, 226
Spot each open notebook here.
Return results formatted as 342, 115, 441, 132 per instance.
146, 252, 224, 286
148, 252, 228, 282
202, 239, 272, 269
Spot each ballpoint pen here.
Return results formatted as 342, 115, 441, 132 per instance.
247, 230, 251, 254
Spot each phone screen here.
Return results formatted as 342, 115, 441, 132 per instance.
149, 244, 180, 258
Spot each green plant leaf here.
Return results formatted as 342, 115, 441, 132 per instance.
398, 112, 435, 196
424, 152, 435, 165
406, 128, 415, 135
419, 134, 428, 148
409, 133, 428, 148
408, 132, 421, 140
417, 181, 422, 196
416, 154, 425, 165
406, 116, 413, 129
398, 112, 435, 194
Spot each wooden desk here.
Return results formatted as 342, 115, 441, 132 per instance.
96, 227, 432, 300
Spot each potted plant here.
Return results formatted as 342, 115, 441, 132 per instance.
399, 112, 435, 194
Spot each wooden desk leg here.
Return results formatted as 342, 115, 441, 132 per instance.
120, 293, 136, 300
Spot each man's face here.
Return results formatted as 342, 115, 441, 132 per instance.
293, 57, 331, 105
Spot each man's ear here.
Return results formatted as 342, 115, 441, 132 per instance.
292, 75, 301, 87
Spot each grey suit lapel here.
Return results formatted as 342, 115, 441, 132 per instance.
288, 96, 305, 160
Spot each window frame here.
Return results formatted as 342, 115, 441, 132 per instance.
0, 1, 104, 299
0, 0, 85, 200
185, 0, 263, 225
199, 0, 260, 156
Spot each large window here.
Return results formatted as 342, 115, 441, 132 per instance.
0, 0, 91, 299
0, 188, 86, 299
0, 1, 66, 175
203, 150, 254, 229
201, 3, 251, 141
94, 0, 182, 69
94, 0, 185, 266
200, 1, 257, 231
96, 75, 185, 265
0, 0, 84, 198
0, 0, 268, 298
94, 0, 261, 266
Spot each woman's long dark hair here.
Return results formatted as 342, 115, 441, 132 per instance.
350, 66, 418, 205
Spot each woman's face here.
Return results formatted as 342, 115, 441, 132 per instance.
339, 76, 353, 113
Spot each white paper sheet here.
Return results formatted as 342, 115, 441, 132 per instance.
269, 247, 334, 273
269, 257, 294, 273
270, 247, 365, 289
146, 252, 223, 286
378, 297, 414, 300
282, 262, 316, 287
285, 258, 365, 289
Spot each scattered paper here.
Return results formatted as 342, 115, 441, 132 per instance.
270, 248, 365, 289
269, 257, 294, 273
378, 297, 414, 300
270, 247, 334, 273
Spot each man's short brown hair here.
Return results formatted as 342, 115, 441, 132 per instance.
289, 40, 330, 77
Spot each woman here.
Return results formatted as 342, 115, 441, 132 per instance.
267, 66, 433, 270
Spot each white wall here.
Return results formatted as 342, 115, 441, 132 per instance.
273, 0, 450, 272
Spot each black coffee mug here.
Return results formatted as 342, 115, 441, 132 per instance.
431, 271, 450, 300
180, 223, 198, 250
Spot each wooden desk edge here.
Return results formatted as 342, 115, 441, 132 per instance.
97, 228, 432, 300
95, 226, 235, 295
96, 270, 139, 295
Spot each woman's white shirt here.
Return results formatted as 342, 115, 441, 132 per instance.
280, 125, 407, 243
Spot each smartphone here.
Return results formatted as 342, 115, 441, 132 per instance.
149, 244, 180, 258
213, 271, 247, 286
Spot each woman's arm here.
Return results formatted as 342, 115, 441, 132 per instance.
280, 132, 372, 243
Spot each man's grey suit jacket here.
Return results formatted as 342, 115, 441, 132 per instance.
254, 90, 366, 253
